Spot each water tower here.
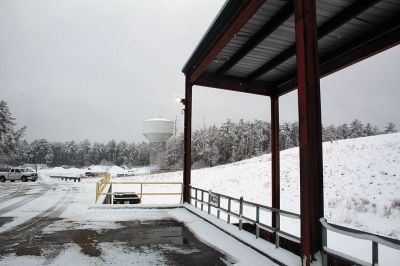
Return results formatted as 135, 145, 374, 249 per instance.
142, 118, 174, 171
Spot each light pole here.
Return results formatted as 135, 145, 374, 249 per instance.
175, 96, 186, 114
175, 96, 186, 167
175, 95, 189, 203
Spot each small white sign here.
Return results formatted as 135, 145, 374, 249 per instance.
209, 191, 219, 207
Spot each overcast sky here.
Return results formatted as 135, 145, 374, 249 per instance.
1, 0, 399, 143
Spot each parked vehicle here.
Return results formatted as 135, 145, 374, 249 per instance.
0, 168, 38, 182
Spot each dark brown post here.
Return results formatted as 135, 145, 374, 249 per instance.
183, 77, 192, 203
270, 96, 280, 229
294, 0, 324, 265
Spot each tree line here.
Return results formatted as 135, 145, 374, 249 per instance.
163, 119, 397, 169
12, 139, 150, 168
1, 100, 397, 169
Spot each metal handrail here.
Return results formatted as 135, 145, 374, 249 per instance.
95, 174, 111, 202
320, 217, 400, 266
190, 185, 301, 247
96, 180, 183, 203
109, 181, 182, 185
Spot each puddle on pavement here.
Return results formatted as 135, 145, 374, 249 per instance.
0, 217, 13, 227
0, 218, 234, 265
15, 245, 42, 256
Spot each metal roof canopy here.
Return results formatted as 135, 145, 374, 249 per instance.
181, 1, 400, 265
182, 0, 400, 97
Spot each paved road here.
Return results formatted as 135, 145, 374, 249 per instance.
0, 178, 274, 265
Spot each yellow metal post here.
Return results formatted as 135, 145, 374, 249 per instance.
96, 182, 99, 202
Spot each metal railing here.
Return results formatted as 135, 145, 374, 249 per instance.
96, 179, 183, 203
320, 218, 400, 266
95, 174, 111, 202
61, 176, 81, 182
50, 175, 81, 182
190, 186, 301, 247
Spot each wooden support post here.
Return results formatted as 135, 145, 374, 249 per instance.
271, 96, 280, 229
183, 77, 192, 203
294, 0, 324, 265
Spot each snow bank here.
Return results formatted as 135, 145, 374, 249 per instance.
87, 165, 108, 172
130, 167, 151, 175
39, 167, 85, 177
108, 166, 127, 176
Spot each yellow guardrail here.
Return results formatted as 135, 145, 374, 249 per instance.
95, 180, 182, 203
95, 173, 111, 202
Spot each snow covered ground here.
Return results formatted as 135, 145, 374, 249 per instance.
0, 176, 278, 265
110, 132, 400, 264
1, 133, 398, 265
112, 132, 400, 240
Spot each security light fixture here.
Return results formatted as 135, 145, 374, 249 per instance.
175, 96, 186, 105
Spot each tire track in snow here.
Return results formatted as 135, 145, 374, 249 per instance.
0, 184, 51, 216
0, 185, 28, 201
0, 188, 72, 241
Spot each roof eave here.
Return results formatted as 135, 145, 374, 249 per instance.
181, 0, 243, 75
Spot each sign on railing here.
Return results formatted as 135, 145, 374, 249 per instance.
208, 190, 219, 207
190, 185, 301, 248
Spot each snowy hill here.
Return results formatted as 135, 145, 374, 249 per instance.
123, 132, 400, 240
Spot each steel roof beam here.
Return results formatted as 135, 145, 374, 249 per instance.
215, 2, 294, 76
276, 20, 400, 96
194, 73, 273, 96
188, 0, 265, 84
246, 0, 380, 81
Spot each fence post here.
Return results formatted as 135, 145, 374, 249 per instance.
275, 211, 280, 248
201, 191, 204, 211
239, 196, 243, 230
195, 189, 198, 208
110, 183, 113, 205
208, 190, 211, 214
256, 206, 260, 239
227, 198, 231, 224
372, 241, 378, 266
95, 182, 99, 203
322, 218, 327, 266
217, 194, 220, 219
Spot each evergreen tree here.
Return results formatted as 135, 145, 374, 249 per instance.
349, 119, 365, 138
0, 100, 26, 165
384, 122, 397, 134
106, 140, 117, 164
337, 123, 350, 139
116, 141, 129, 166
364, 123, 373, 136
77, 139, 91, 167
372, 126, 380, 135
29, 139, 52, 165
65, 141, 77, 166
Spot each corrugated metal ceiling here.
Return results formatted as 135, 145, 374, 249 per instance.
186, 0, 400, 92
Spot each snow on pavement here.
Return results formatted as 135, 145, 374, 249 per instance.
1, 133, 399, 265
0, 177, 277, 265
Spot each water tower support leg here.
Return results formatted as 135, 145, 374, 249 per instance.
183, 77, 192, 203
